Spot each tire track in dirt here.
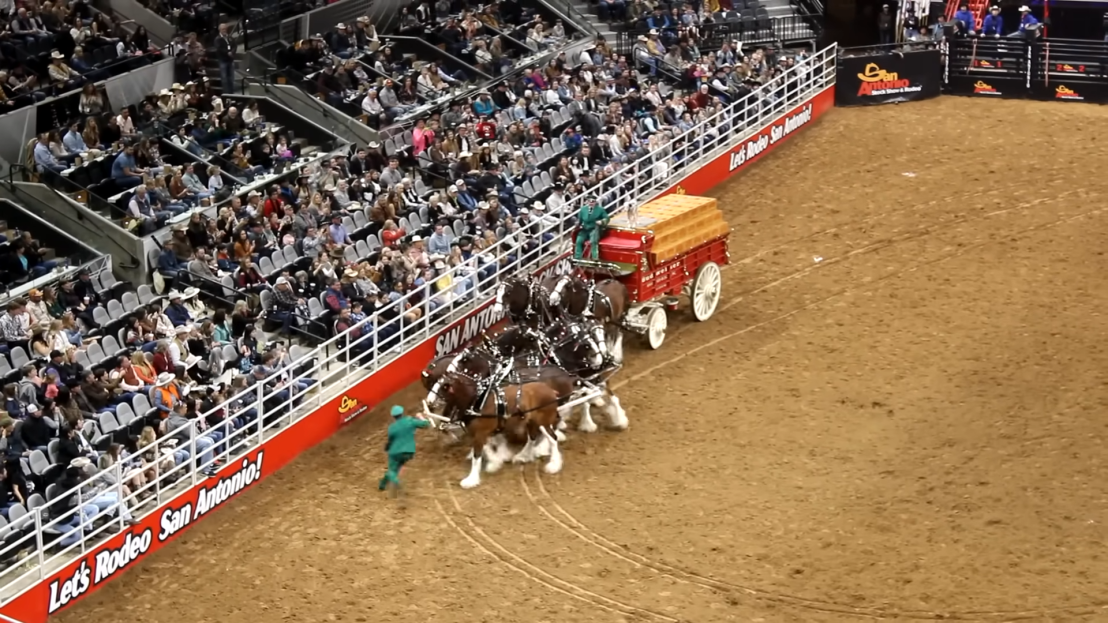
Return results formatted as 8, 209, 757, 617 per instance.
529, 201, 1108, 621
431, 479, 680, 622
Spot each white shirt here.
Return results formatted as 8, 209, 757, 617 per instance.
362, 93, 383, 115
116, 114, 134, 134
167, 340, 181, 366
154, 313, 174, 338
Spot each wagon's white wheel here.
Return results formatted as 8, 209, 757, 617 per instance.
645, 307, 667, 350
691, 261, 722, 322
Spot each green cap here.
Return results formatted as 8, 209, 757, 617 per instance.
390, 405, 404, 418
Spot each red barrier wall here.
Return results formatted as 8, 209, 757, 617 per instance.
0, 84, 834, 623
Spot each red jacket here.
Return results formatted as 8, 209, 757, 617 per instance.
382, 228, 405, 248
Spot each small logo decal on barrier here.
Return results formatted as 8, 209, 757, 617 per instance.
1055, 85, 1083, 100
1056, 63, 1084, 73
338, 395, 359, 414
973, 81, 1000, 95
856, 63, 922, 97
338, 395, 367, 424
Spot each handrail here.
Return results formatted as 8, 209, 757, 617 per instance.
539, 0, 601, 39
0, 43, 838, 602
4, 163, 144, 267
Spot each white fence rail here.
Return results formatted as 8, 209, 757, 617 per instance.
0, 42, 837, 604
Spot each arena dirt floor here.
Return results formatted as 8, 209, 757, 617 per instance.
57, 97, 1108, 623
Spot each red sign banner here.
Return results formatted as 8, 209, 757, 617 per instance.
0, 84, 835, 623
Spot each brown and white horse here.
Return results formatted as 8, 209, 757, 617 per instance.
428, 367, 563, 488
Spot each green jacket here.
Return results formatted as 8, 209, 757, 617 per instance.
386, 416, 430, 455
578, 203, 608, 231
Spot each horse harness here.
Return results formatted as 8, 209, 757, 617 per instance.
466, 359, 522, 431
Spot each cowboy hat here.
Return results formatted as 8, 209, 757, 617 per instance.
50, 51, 64, 59
171, 83, 184, 90
70, 457, 91, 469
174, 324, 191, 335
156, 372, 176, 386
519, 208, 530, 215
1019, 4, 1031, 9
168, 289, 184, 299
336, 22, 347, 28
532, 200, 545, 210
411, 234, 423, 243
159, 89, 172, 97
182, 287, 199, 299
343, 269, 359, 278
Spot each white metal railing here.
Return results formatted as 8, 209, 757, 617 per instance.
0, 42, 838, 604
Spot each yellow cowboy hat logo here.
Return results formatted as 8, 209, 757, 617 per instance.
338, 395, 359, 414
1056, 85, 1077, 95
857, 63, 898, 83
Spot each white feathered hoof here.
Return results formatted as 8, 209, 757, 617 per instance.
608, 396, 629, 431
555, 430, 567, 442
544, 451, 563, 474
460, 475, 481, 489
557, 420, 568, 431
578, 417, 598, 433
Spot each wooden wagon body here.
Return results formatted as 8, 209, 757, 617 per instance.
576, 194, 731, 349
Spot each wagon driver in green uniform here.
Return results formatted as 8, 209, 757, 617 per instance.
574, 197, 609, 260
378, 405, 430, 494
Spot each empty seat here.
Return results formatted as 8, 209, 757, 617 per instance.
28, 450, 49, 475
86, 342, 107, 365
93, 307, 112, 327
97, 411, 120, 433
121, 291, 140, 309
137, 284, 157, 304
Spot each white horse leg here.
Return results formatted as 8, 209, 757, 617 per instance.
610, 331, 624, 363
533, 428, 554, 457
541, 426, 563, 474
605, 393, 629, 430
579, 399, 598, 433
460, 449, 483, 489
512, 434, 537, 464
494, 435, 516, 464
485, 436, 508, 473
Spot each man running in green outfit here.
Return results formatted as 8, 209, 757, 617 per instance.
574, 198, 609, 260
379, 405, 430, 494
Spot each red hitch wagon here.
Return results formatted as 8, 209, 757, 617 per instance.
575, 194, 731, 349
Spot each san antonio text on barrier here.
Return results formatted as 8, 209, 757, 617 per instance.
835, 47, 942, 106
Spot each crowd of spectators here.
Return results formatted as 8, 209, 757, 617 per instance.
0, 248, 323, 560
0, 0, 166, 108
278, 1, 581, 130
0, 0, 824, 568
27, 69, 317, 237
